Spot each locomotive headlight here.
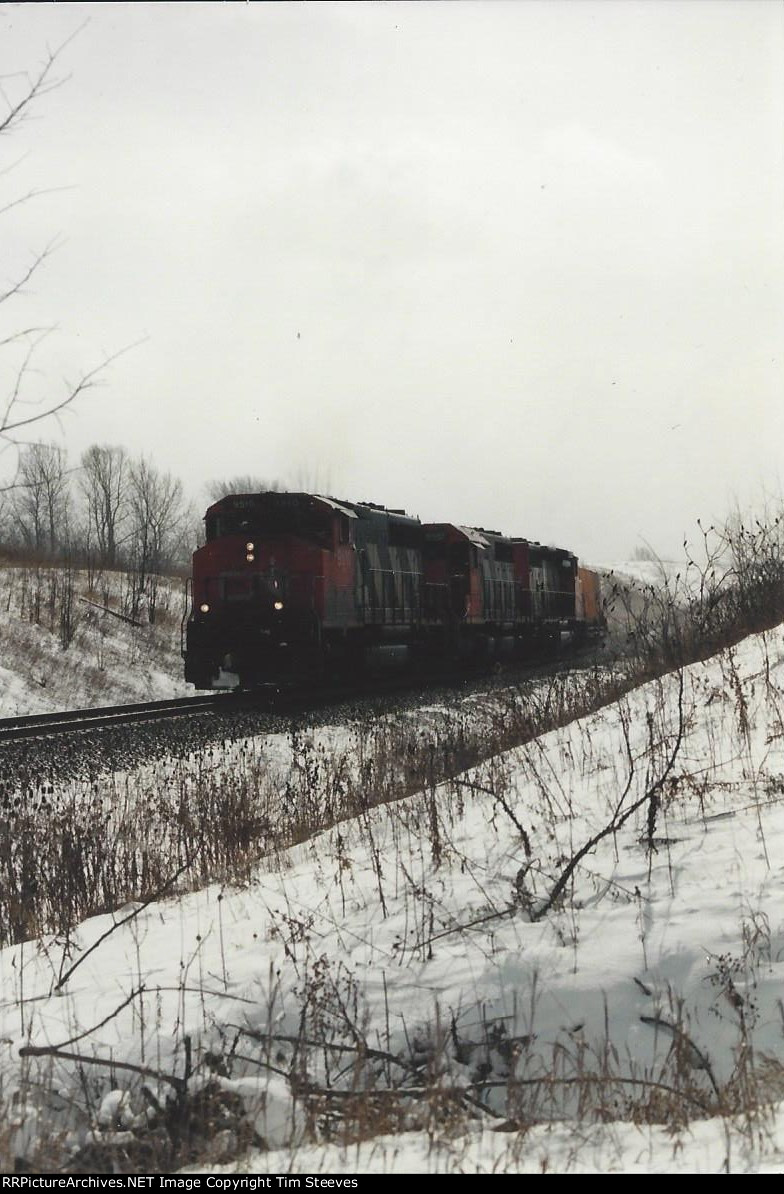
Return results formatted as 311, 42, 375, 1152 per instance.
274, 600, 284, 611
245, 542, 254, 552
200, 603, 210, 614
246, 553, 255, 563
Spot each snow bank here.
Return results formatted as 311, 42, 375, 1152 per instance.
2, 625, 784, 1172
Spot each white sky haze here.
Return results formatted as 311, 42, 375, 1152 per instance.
1, 1, 782, 560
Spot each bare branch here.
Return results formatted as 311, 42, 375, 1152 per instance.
533, 668, 686, 921
0, 183, 73, 220
0, 237, 59, 307
1, 338, 147, 439
17, 1044, 185, 1095
297, 1072, 711, 1116
0, 26, 86, 138
41, 985, 146, 1053
54, 852, 192, 991
0, 325, 50, 351
0, 327, 51, 433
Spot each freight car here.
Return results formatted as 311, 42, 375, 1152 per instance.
183, 491, 604, 690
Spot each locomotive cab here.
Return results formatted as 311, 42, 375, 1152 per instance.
185, 492, 355, 688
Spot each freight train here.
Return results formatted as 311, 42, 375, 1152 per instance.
183, 491, 604, 690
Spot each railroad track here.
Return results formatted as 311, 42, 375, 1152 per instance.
0, 680, 413, 742
0, 692, 248, 742
0, 646, 609, 745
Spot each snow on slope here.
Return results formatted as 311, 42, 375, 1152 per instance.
2, 626, 784, 1171
0, 566, 191, 714
594, 559, 682, 588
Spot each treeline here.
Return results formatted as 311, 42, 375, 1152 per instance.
0, 446, 285, 631
0, 443, 195, 626
1, 442, 190, 567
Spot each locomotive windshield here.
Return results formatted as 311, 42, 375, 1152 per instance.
205, 494, 334, 548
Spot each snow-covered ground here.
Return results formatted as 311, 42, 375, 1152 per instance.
0, 564, 191, 714
2, 621, 784, 1172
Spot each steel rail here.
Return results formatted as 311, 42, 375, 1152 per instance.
0, 692, 245, 742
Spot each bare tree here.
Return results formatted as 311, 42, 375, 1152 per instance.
126, 457, 185, 622
11, 441, 70, 555
79, 444, 127, 568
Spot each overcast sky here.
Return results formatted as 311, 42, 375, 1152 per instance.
1, 1, 782, 561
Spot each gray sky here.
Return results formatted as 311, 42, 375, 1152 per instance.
2, 1, 782, 561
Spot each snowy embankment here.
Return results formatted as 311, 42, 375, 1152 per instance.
0, 563, 191, 714
594, 559, 684, 588
1, 624, 784, 1172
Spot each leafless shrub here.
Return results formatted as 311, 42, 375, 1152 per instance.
607, 507, 784, 676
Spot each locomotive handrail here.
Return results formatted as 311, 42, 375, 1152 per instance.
180, 577, 192, 657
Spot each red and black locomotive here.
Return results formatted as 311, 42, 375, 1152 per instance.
183, 491, 604, 689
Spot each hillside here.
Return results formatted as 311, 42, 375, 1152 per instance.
1, 605, 784, 1172
0, 563, 191, 714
